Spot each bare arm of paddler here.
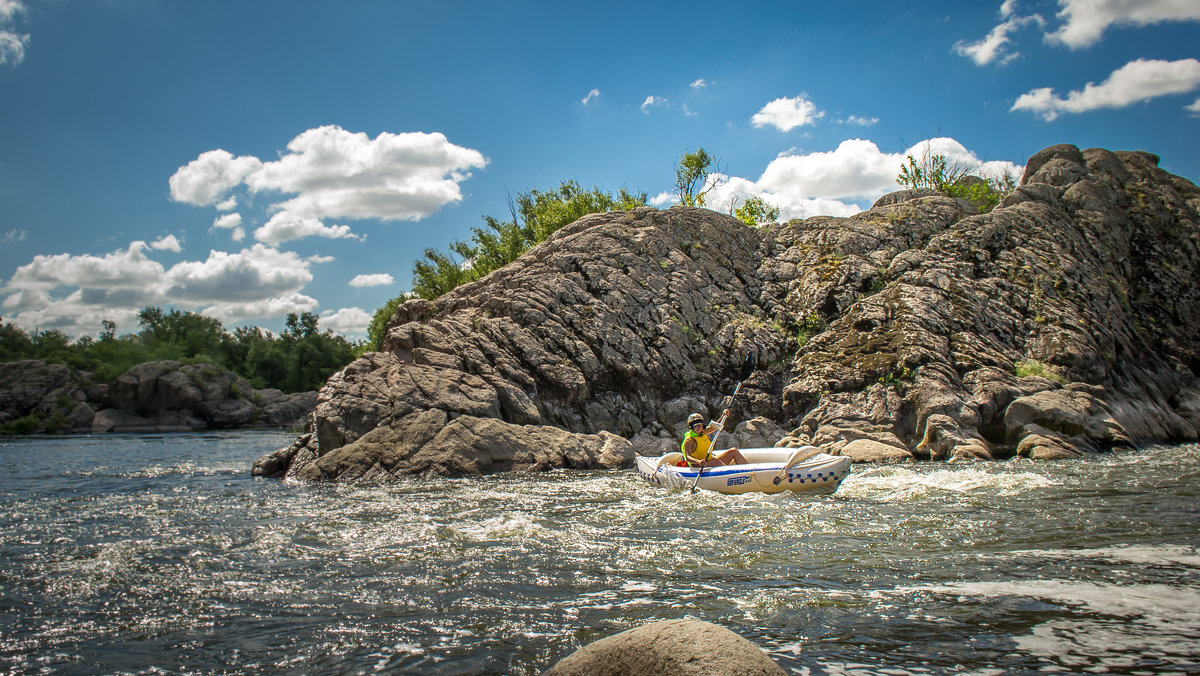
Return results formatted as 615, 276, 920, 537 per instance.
684, 409, 749, 467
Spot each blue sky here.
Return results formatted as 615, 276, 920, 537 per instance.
1, 0, 1198, 340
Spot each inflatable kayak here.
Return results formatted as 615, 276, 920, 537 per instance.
636, 446, 852, 495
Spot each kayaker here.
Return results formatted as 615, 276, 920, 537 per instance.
681, 411, 748, 467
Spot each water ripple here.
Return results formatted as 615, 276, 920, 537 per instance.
0, 434, 1197, 674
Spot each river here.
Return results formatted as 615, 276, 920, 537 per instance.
0, 432, 1197, 674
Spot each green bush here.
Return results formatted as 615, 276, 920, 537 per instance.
365, 295, 408, 353
1015, 359, 1067, 384
734, 195, 780, 227
0, 414, 44, 435
795, 311, 824, 348
409, 180, 647, 303
896, 149, 1017, 214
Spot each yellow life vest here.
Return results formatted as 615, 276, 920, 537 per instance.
681, 430, 712, 465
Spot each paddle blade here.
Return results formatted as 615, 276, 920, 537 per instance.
739, 352, 757, 381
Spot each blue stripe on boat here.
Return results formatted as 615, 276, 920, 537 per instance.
671, 465, 783, 478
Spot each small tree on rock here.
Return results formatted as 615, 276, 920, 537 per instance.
733, 195, 780, 227
674, 147, 724, 207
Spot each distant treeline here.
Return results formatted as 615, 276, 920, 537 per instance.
0, 308, 361, 393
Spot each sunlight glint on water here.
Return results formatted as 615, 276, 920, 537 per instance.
0, 433, 1196, 674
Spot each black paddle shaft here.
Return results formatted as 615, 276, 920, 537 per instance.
737, 352, 757, 382
719, 352, 756, 424
690, 352, 757, 494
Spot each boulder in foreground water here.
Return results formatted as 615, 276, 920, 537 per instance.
543, 619, 786, 676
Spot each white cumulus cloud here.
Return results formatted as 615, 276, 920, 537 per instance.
751, 95, 824, 132
6, 241, 166, 292
756, 139, 903, 201
953, 10, 1045, 66
0, 1, 24, 24
169, 125, 488, 243
349, 273, 394, 288
202, 292, 319, 327
690, 78, 709, 88
3, 243, 166, 335
254, 211, 358, 245
695, 137, 1021, 221
162, 244, 313, 305
582, 88, 600, 105
1048, 0, 1200, 48
838, 115, 880, 126
319, 306, 372, 338
246, 126, 488, 222
1187, 97, 1200, 116
2, 241, 324, 336
650, 192, 676, 207
0, 0, 29, 67
1012, 57, 1200, 120
641, 95, 668, 112
150, 234, 182, 252
212, 212, 245, 241
169, 149, 262, 207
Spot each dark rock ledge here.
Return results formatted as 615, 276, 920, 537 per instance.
255, 144, 1200, 481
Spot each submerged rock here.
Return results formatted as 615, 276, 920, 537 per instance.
258, 144, 1200, 481
542, 619, 786, 676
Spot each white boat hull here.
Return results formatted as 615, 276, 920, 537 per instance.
636, 447, 851, 495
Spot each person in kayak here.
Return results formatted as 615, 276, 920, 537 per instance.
681, 411, 748, 467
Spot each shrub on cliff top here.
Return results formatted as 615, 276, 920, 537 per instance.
409, 181, 647, 302
896, 150, 1016, 213
733, 194, 780, 227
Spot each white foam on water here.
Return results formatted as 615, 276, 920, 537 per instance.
70, 459, 250, 478
812, 663, 939, 676
838, 465, 1059, 501
894, 579, 1200, 669
46, 540, 142, 599
1015, 616, 1198, 670
454, 513, 550, 543
621, 581, 657, 593
909, 579, 1200, 623
1010, 543, 1200, 568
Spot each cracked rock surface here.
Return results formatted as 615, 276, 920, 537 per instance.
256, 144, 1200, 481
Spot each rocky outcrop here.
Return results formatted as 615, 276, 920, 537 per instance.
0, 360, 92, 433
251, 412, 633, 481
259, 144, 1200, 481
542, 619, 786, 676
0, 359, 315, 434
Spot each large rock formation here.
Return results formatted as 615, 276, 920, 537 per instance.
257, 144, 1200, 481
0, 359, 315, 434
0, 360, 96, 433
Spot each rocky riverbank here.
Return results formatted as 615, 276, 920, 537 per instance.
256, 144, 1200, 481
0, 359, 315, 434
